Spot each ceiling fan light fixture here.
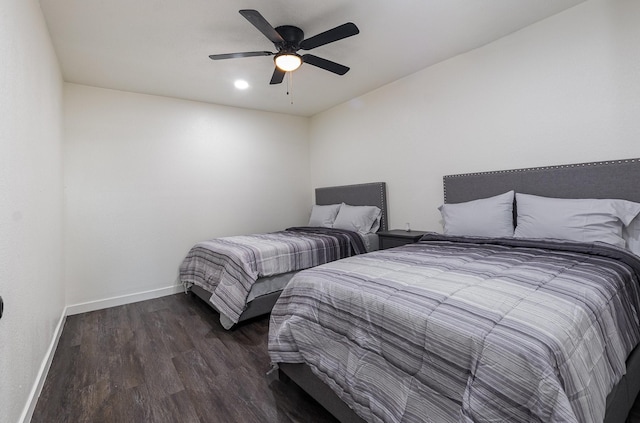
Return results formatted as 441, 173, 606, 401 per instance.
209, 10, 359, 85
274, 53, 302, 72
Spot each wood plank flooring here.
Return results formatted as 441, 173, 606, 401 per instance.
32, 293, 640, 423
32, 293, 338, 423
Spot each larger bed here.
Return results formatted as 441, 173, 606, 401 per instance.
269, 158, 640, 423
180, 182, 388, 329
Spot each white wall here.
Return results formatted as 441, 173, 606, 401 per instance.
0, 1, 64, 422
310, 0, 640, 232
3, 0, 638, 418
64, 84, 310, 306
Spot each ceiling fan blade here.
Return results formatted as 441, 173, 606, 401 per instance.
209, 51, 274, 60
270, 67, 286, 85
302, 54, 350, 75
239, 9, 284, 44
300, 22, 359, 50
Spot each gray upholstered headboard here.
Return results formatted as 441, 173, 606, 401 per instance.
443, 158, 640, 204
315, 182, 388, 232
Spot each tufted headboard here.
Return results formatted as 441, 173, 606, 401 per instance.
315, 182, 388, 232
443, 158, 640, 204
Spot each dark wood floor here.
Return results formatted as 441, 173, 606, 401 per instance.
32, 293, 338, 423
32, 293, 640, 423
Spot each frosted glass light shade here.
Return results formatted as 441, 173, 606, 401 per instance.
275, 53, 302, 72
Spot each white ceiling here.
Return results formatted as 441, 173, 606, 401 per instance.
39, 0, 585, 117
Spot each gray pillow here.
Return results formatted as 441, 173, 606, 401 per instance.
333, 203, 382, 235
514, 193, 640, 248
438, 191, 515, 237
308, 204, 341, 228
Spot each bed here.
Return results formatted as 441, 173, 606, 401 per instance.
269, 158, 640, 423
180, 182, 388, 329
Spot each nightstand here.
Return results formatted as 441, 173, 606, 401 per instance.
377, 230, 428, 250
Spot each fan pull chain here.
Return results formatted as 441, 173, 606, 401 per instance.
287, 71, 294, 105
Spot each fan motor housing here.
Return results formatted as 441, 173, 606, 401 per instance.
275, 25, 304, 47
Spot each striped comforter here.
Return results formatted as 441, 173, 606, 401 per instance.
179, 227, 365, 324
268, 234, 640, 423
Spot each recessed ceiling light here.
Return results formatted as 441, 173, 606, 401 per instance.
234, 79, 249, 90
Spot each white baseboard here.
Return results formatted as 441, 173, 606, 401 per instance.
66, 284, 184, 316
19, 284, 183, 422
19, 307, 67, 423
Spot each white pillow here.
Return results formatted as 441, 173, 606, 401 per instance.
333, 203, 382, 235
438, 191, 515, 237
308, 204, 341, 228
622, 215, 640, 256
514, 193, 640, 248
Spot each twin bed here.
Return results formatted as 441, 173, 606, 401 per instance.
180, 182, 388, 329
268, 158, 640, 423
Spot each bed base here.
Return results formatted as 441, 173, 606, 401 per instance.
605, 342, 640, 423
278, 363, 365, 423
190, 284, 282, 328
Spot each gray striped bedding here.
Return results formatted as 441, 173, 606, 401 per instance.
268, 233, 640, 423
179, 227, 365, 324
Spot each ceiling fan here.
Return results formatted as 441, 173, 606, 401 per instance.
209, 9, 359, 85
